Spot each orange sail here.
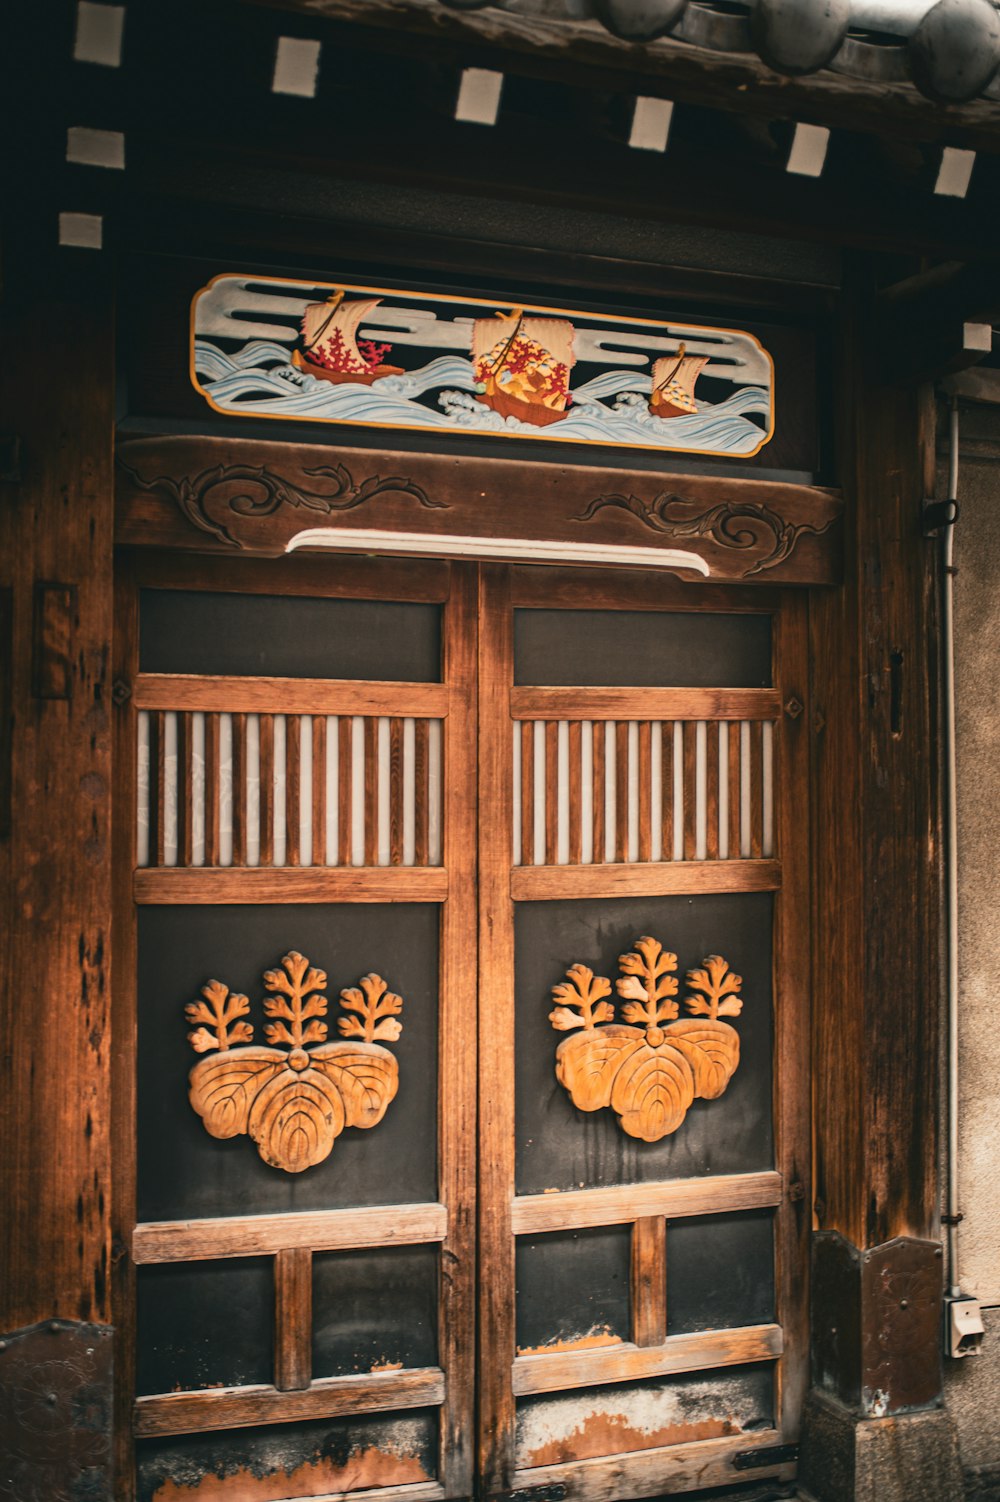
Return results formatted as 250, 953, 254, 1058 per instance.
472, 310, 575, 427
293, 293, 402, 384
648, 344, 708, 418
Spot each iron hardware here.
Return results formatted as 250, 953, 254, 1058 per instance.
733, 1443, 799, 1471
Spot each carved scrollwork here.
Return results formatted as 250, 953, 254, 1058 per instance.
185, 951, 404, 1173
118, 458, 448, 548
550, 937, 746, 1141
575, 491, 834, 576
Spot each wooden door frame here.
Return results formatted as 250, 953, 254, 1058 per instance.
477, 563, 811, 1499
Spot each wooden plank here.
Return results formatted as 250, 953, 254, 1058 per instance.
414, 716, 429, 866
338, 715, 352, 867
312, 712, 327, 867
568, 720, 582, 866
510, 1430, 790, 1502
511, 859, 781, 901
615, 720, 628, 863
683, 720, 697, 862
545, 720, 558, 867
389, 716, 404, 866
630, 1216, 666, 1349
592, 721, 606, 865
178, 712, 193, 868
519, 720, 534, 866
132, 1202, 449, 1263
204, 711, 220, 866
274, 1246, 312, 1392
661, 721, 674, 863
259, 712, 274, 867
364, 715, 378, 867
155, 710, 166, 867
750, 719, 764, 861
128, 546, 452, 602
511, 570, 784, 614
728, 719, 742, 860
135, 675, 450, 718
231, 710, 246, 867
438, 564, 478, 1500
511, 1172, 782, 1234
705, 720, 720, 861
134, 867, 449, 904
134, 1366, 447, 1438
512, 1323, 783, 1397
512, 688, 781, 721
477, 565, 517, 1494
286, 713, 301, 868
637, 721, 652, 865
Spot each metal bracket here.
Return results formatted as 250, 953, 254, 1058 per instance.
733, 1443, 800, 1471
923, 497, 959, 537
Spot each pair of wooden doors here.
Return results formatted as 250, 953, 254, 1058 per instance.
120, 551, 809, 1502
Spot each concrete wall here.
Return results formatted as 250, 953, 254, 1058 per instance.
945, 404, 1000, 1500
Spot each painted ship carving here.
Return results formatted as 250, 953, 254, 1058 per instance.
472, 309, 576, 428
648, 344, 709, 419
292, 292, 404, 385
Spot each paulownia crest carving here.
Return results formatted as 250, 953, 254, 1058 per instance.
550, 938, 745, 1142
185, 951, 404, 1173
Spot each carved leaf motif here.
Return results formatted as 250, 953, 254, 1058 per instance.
550, 964, 615, 1030
609, 1041, 696, 1141
313, 1043, 401, 1127
338, 974, 404, 1043
668, 1019, 741, 1098
617, 936, 679, 1027
185, 979, 254, 1051
554, 1027, 643, 1112
684, 955, 743, 1019
246, 1065, 347, 1173
188, 1049, 285, 1139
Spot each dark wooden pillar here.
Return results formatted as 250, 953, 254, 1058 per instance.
803, 261, 961, 1499
0, 256, 116, 1495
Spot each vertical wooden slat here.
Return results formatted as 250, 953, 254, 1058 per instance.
683, 720, 697, 861
258, 714, 274, 867
204, 712, 220, 867
178, 713, 193, 868
231, 711, 246, 867
592, 720, 606, 864
728, 719, 741, 861
286, 714, 301, 867
274, 1247, 312, 1392
750, 720, 764, 859
638, 720, 652, 864
544, 721, 558, 866
568, 720, 582, 865
705, 720, 720, 860
477, 564, 516, 1494
364, 717, 378, 866
631, 1217, 668, 1348
414, 717, 429, 866
389, 717, 404, 866
153, 710, 166, 867
660, 720, 673, 862
615, 720, 628, 863
520, 720, 534, 867
312, 714, 327, 867
338, 717, 352, 867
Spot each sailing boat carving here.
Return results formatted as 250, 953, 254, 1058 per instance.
292, 292, 404, 385
472, 309, 575, 427
648, 343, 709, 419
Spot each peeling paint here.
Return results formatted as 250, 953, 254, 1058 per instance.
370, 1360, 404, 1372
516, 1324, 624, 1356
150, 1443, 431, 1501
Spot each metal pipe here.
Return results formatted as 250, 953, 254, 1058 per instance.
944, 397, 961, 1297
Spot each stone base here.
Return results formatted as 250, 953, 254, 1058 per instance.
798, 1390, 964, 1502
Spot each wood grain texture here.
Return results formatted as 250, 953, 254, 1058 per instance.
116, 434, 842, 582
512, 1322, 783, 1395
204, 711, 220, 866
511, 859, 781, 900
592, 721, 606, 866
705, 721, 720, 861
312, 713, 328, 867
545, 720, 558, 867
389, 716, 404, 867
338, 715, 353, 868
364, 715, 378, 867
259, 712, 274, 868
134, 1366, 446, 1437
637, 722, 652, 866
511, 1171, 782, 1233
134, 867, 448, 903
510, 1429, 790, 1502
630, 1217, 666, 1349
132, 1202, 448, 1263
615, 721, 628, 864
512, 687, 781, 721
683, 721, 697, 861
728, 720, 742, 859
135, 674, 449, 717
0, 275, 114, 1331
127, 547, 451, 602
568, 720, 582, 866
286, 713, 301, 868
274, 1247, 312, 1392
414, 716, 429, 867
661, 721, 674, 863
231, 710, 246, 867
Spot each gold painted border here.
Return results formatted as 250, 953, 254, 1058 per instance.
189, 273, 776, 460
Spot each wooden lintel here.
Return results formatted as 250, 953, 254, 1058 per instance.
133, 867, 448, 904
511, 687, 782, 721
134, 674, 449, 718
132, 1202, 448, 1262
511, 1171, 782, 1233
511, 859, 781, 901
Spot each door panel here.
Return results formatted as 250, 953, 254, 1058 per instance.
478, 565, 809, 1501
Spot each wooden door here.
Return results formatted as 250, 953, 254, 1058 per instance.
477, 565, 810, 1501
118, 555, 808, 1502
117, 553, 477, 1502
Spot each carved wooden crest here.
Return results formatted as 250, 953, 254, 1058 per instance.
185, 951, 403, 1173
550, 937, 745, 1142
